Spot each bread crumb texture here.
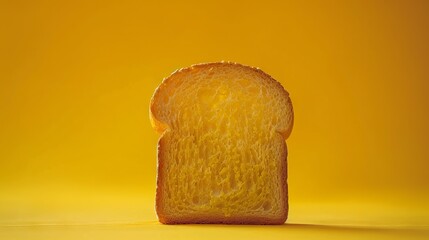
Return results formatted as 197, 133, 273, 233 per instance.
150, 62, 293, 224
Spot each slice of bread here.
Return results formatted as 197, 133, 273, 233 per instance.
150, 62, 293, 224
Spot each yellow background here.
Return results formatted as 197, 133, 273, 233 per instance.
1, 0, 428, 239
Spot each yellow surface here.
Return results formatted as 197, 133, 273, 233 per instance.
0, 0, 428, 239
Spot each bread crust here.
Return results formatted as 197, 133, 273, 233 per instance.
150, 62, 294, 137
151, 62, 292, 225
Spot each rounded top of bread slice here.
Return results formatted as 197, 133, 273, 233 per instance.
150, 62, 293, 139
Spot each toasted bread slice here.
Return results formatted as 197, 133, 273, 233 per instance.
150, 62, 293, 224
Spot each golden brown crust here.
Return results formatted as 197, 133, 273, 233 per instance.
151, 62, 292, 225
155, 131, 168, 224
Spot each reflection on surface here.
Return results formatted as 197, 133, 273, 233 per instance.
1, 221, 428, 240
